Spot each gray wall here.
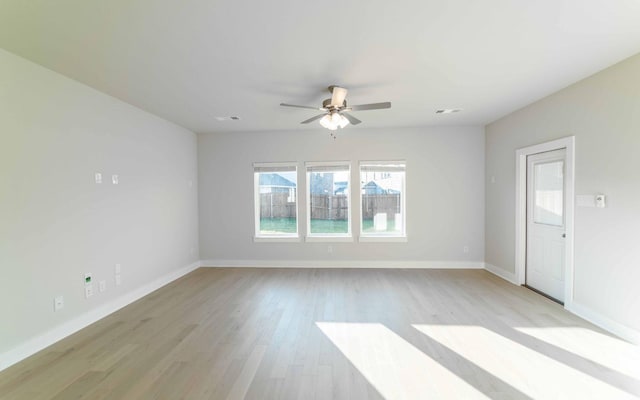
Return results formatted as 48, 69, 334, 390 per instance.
0, 49, 199, 354
486, 53, 640, 332
198, 126, 485, 264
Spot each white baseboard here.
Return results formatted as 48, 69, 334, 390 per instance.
6, 258, 636, 375
482, 263, 639, 344
200, 259, 485, 269
565, 300, 640, 345
0, 261, 201, 372
484, 263, 519, 285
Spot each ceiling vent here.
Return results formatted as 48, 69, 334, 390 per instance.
215, 116, 241, 121
435, 109, 462, 114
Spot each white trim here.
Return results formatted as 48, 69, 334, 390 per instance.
358, 236, 408, 243
484, 263, 519, 285
359, 160, 407, 170
565, 301, 640, 345
254, 236, 301, 243
200, 259, 485, 269
515, 136, 575, 303
305, 235, 354, 243
253, 161, 298, 169
0, 261, 201, 372
305, 160, 351, 168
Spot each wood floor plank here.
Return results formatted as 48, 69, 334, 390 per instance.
225, 345, 267, 400
1, 268, 638, 399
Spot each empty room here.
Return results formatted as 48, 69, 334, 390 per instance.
1, 1, 639, 399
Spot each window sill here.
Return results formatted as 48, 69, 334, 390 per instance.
254, 236, 301, 243
305, 235, 354, 243
358, 235, 408, 243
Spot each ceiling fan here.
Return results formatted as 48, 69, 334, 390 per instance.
280, 85, 391, 136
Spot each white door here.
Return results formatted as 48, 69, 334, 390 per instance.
526, 149, 566, 302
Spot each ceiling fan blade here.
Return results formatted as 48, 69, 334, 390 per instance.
330, 86, 348, 107
348, 102, 391, 111
280, 103, 324, 110
341, 112, 362, 125
300, 114, 327, 124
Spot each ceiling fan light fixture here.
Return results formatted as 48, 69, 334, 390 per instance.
338, 115, 349, 128
330, 111, 342, 125
320, 112, 345, 130
319, 114, 333, 129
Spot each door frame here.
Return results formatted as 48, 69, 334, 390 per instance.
515, 136, 575, 307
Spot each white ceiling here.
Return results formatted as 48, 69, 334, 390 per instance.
2, 0, 640, 133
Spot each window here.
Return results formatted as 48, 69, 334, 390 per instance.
533, 160, 564, 226
360, 161, 406, 240
306, 162, 351, 240
254, 163, 298, 240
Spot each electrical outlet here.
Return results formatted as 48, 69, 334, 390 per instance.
99, 280, 107, 292
95, 173, 102, 184
115, 264, 121, 274
54, 296, 64, 311
115, 274, 122, 286
85, 285, 94, 298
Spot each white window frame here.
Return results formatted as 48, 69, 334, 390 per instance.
253, 162, 300, 242
359, 161, 407, 242
305, 161, 353, 242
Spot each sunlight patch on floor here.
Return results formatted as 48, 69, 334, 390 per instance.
413, 324, 638, 399
316, 322, 489, 400
515, 326, 640, 379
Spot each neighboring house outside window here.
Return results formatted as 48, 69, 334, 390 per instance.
306, 162, 352, 241
360, 161, 407, 242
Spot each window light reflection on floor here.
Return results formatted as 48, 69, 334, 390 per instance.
412, 324, 639, 400
316, 322, 489, 399
514, 326, 640, 379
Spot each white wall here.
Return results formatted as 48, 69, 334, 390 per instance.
0, 49, 199, 362
485, 53, 640, 334
198, 126, 485, 265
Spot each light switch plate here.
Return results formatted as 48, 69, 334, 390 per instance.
95, 173, 102, 184
112, 174, 119, 185
115, 274, 122, 286
115, 263, 121, 274
99, 280, 107, 292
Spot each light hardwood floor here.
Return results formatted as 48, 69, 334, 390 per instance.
1, 268, 639, 399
